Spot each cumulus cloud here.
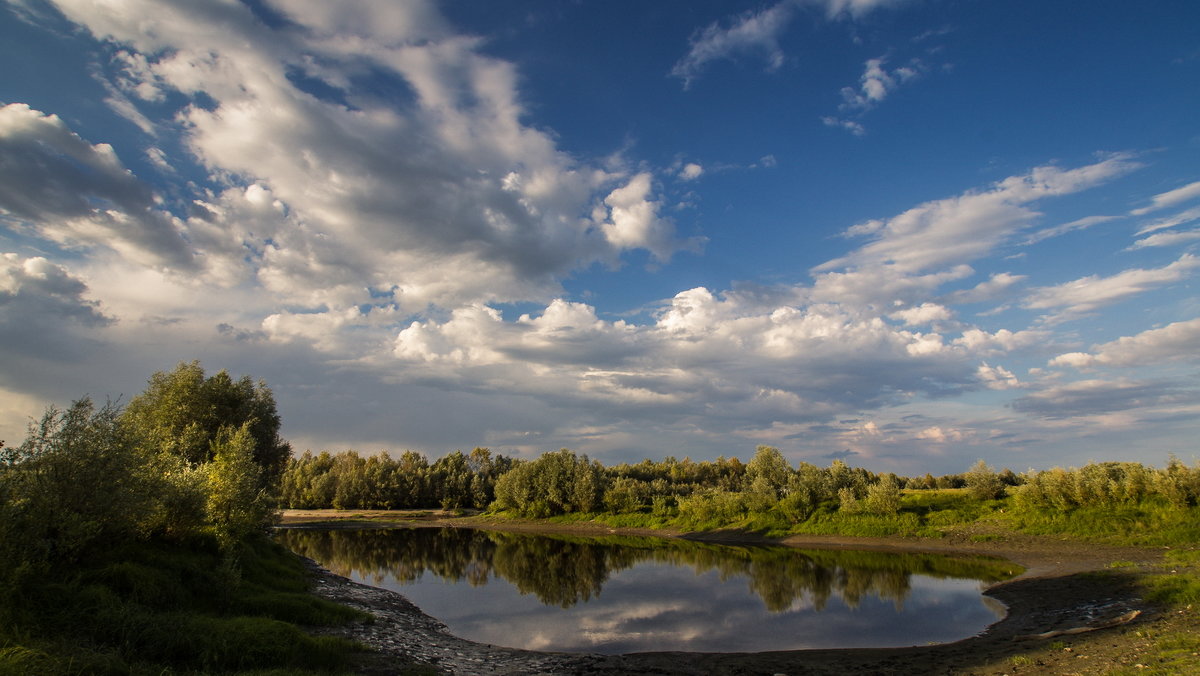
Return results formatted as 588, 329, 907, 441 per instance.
976, 363, 1020, 390
0, 103, 191, 268
40, 0, 691, 314
596, 173, 699, 262
822, 48, 932, 135
1022, 254, 1200, 321
387, 286, 1017, 437
678, 163, 704, 181
952, 328, 1048, 356
889, 302, 952, 326
839, 56, 924, 111
0, 253, 112, 361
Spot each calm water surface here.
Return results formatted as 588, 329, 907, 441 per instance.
278, 527, 1018, 654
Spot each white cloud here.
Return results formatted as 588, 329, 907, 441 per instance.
670, 2, 795, 89
1048, 318, 1200, 369
36, 0, 693, 314
1024, 214, 1119, 244
889, 302, 952, 326
670, 0, 906, 88
943, 272, 1027, 304
839, 56, 923, 111
678, 163, 704, 181
1135, 206, 1200, 236
822, 116, 866, 136
817, 0, 907, 19
1130, 179, 1200, 215
0, 103, 192, 269
816, 156, 1140, 275
976, 363, 1020, 390
383, 287, 1010, 438
915, 425, 967, 443
1130, 229, 1200, 249
811, 265, 972, 309
953, 328, 1048, 356
597, 173, 698, 261
1023, 254, 1200, 321
0, 253, 112, 362
1012, 378, 1200, 420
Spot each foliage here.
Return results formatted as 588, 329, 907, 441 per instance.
280, 447, 514, 510
0, 362, 369, 674
0, 399, 154, 578
965, 459, 1005, 501
0, 538, 363, 675
492, 449, 604, 517
863, 474, 902, 515
207, 423, 274, 548
122, 360, 292, 488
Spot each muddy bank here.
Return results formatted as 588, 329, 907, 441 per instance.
284, 511, 1169, 675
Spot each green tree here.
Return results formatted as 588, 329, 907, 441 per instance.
864, 475, 902, 515
745, 445, 791, 497
0, 399, 154, 571
206, 423, 273, 548
122, 361, 292, 487
492, 449, 606, 517
965, 459, 1005, 501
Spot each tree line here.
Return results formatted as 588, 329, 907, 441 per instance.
279, 444, 1200, 530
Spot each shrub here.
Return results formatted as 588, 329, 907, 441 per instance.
965, 460, 1005, 501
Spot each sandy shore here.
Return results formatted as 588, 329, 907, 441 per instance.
281, 510, 1186, 675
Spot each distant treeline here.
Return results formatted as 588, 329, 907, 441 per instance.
278, 445, 1200, 522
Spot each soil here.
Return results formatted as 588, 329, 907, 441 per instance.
281, 510, 1197, 675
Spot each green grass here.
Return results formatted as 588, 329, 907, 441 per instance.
0, 536, 367, 675
979, 498, 1200, 547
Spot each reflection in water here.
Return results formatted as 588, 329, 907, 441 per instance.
278, 527, 1018, 653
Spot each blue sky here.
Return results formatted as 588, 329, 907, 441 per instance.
1, 0, 1198, 475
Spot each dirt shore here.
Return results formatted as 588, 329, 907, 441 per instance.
280, 510, 1193, 675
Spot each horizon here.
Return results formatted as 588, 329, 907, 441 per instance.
2, 0, 1198, 475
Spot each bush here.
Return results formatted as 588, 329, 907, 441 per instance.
0, 399, 154, 577
864, 475, 901, 515
965, 460, 1005, 501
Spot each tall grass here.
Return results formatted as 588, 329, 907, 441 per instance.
0, 536, 365, 675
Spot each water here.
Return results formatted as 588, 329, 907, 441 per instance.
278, 527, 1018, 654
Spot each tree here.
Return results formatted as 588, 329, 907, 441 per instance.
492, 449, 606, 517
746, 446, 791, 498
864, 475, 902, 515
0, 399, 154, 572
965, 459, 1005, 501
206, 423, 273, 548
122, 361, 291, 488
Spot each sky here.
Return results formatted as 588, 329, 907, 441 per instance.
1, 0, 1198, 475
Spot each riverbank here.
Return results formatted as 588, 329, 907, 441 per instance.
281, 510, 1198, 675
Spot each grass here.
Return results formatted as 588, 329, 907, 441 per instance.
1143, 550, 1200, 607
490, 491, 1200, 548
993, 500, 1200, 547
0, 535, 367, 675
